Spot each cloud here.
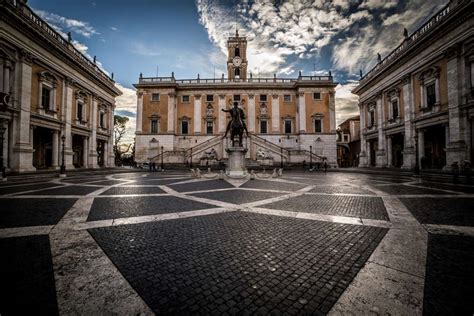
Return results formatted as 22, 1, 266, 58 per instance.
110, 26, 118, 31
130, 42, 161, 57
115, 83, 137, 144
34, 9, 99, 38
335, 82, 360, 126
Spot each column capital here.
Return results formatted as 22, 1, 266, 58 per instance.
248, 94, 254, 99
298, 92, 305, 97
137, 91, 143, 98
272, 94, 279, 99
65, 76, 75, 87
168, 92, 176, 97
218, 94, 226, 99
194, 94, 201, 98
19, 49, 33, 65
400, 74, 411, 85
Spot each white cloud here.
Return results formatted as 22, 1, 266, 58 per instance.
114, 83, 137, 144
34, 9, 99, 38
335, 82, 360, 125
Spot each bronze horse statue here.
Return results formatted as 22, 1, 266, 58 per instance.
222, 101, 249, 147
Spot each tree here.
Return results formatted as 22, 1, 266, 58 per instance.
114, 115, 132, 166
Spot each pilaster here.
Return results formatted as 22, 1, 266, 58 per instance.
247, 94, 255, 133
298, 92, 306, 132
375, 94, 386, 167
167, 92, 176, 133
401, 74, 416, 169
88, 96, 98, 168
136, 91, 143, 133
218, 94, 226, 133
271, 94, 280, 133
193, 94, 201, 134
358, 103, 368, 167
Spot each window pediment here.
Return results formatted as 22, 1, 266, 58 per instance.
311, 112, 324, 118
38, 71, 58, 87
419, 66, 440, 81
386, 88, 400, 99
75, 90, 88, 101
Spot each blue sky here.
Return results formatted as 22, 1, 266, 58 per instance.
29, 0, 447, 143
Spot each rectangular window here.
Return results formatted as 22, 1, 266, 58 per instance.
314, 119, 322, 133
182, 95, 190, 103
151, 120, 158, 133
426, 83, 436, 107
369, 110, 375, 127
181, 121, 189, 134
77, 102, 83, 121
99, 112, 105, 128
206, 121, 213, 134
313, 92, 321, 100
259, 95, 267, 102
206, 95, 214, 102
344, 135, 349, 142
260, 120, 267, 134
151, 93, 160, 101
233, 94, 240, 101
41, 87, 51, 109
284, 120, 292, 134
284, 94, 291, 102
391, 100, 399, 118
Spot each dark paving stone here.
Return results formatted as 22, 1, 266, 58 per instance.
366, 176, 414, 183
134, 178, 189, 186
415, 182, 474, 194
240, 180, 306, 192
0, 198, 76, 228
0, 182, 62, 195
88, 180, 128, 186
310, 185, 374, 195
0, 235, 59, 315
21, 185, 99, 196
261, 194, 389, 221
373, 185, 447, 195
100, 186, 166, 195
87, 196, 217, 221
400, 197, 474, 226
62, 176, 106, 184
423, 234, 474, 315
192, 189, 281, 205
89, 212, 388, 315
170, 180, 234, 193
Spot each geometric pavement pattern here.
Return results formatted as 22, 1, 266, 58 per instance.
0, 169, 473, 315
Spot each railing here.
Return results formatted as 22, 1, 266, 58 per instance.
138, 75, 333, 85
250, 133, 290, 159
3, 0, 115, 86
360, 0, 462, 85
184, 135, 222, 158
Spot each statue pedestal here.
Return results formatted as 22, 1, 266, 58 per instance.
225, 146, 248, 177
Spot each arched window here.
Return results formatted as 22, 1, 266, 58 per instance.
235, 68, 240, 77
235, 47, 240, 57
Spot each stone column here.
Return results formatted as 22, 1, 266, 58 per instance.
89, 96, 98, 168
64, 77, 74, 169
366, 141, 371, 166
3, 61, 11, 93
11, 52, 35, 172
271, 94, 280, 133
82, 137, 88, 168
247, 94, 255, 133
445, 47, 467, 167
51, 130, 59, 168
418, 129, 425, 168
193, 94, 201, 134
136, 92, 143, 133
358, 103, 368, 167
329, 91, 336, 132
108, 106, 115, 166
298, 92, 306, 132
167, 92, 175, 133
401, 74, 416, 169
375, 94, 386, 167
218, 95, 226, 133
387, 136, 393, 167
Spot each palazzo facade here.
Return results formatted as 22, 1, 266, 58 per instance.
0, 0, 121, 173
134, 31, 337, 167
353, 0, 474, 170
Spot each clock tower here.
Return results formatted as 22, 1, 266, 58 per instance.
227, 29, 247, 81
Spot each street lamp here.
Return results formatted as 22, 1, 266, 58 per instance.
309, 145, 313, 170
414, 132, 420, 175
60, 134, 66, 176
160, 146, 164, 171
0, 124, 6, 181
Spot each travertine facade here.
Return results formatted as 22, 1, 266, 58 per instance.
0, 0, 121, 173
353, 0, 474, 170
134, 31, 337, 166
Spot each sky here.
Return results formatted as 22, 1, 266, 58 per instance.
29, 0, 448, 144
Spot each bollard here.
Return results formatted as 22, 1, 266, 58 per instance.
196, 168, 202, 178
278, 168, 283, 177
272, 168, 278, 178
250, 170, 256, 180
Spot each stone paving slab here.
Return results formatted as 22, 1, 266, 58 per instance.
20, 185, 100, 196
400, 197, 474, 226
87, 196, 218, 221
89, 212, 387, 315
191, 189, 281, 205
0, 182, 60, 195
0, 235, 58, 315
309, 185, 374, 195
0, 198, 77, 228
133, 178, 189, 185
414, 182, 474, 194
260, 194, 389, 221
240, 180, 306, 192
170, 179, 234, 192
373, 184, 447, 195
87, 180, 128, 186
100, 186, 166, 195
423, 234, 474, 315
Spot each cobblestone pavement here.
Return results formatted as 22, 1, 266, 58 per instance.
0, 170, 473, 315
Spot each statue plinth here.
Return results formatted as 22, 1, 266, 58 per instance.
225, 146, 248, 177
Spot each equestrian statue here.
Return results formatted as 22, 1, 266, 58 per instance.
222, 100, 249, 147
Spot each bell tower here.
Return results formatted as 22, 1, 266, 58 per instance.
227, 29, 247, 81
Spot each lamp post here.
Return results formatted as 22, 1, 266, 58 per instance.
0, 123, 6, 181
60, 134, 66, 176
309, 145, 313, 170
160, 146, 164, 171
414, 132, 420, 175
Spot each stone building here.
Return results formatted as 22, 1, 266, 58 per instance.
134, 30, 337, 167
0, 0, 121, 173
353, 0, 474, 170
337, 116, 360, 168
